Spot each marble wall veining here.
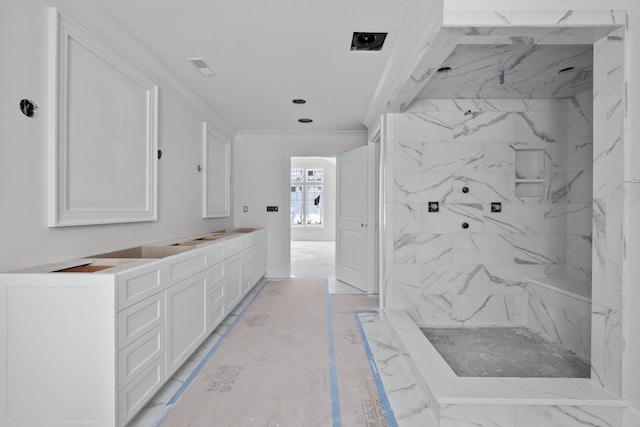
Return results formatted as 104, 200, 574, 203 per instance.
385, 97, 592, 328
591, 28, 626, 397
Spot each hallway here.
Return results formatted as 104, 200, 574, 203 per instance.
290, 240, 365, 294
128, 242, 434, 426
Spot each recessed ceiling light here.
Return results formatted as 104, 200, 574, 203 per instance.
437, 66, 452, 74
351, 32, 387, 51
188, 57, 215, 77
298, 118, 313, 123
558, 66, 576, 74
292, 99, 306, 104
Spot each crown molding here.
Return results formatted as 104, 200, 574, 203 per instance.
62, 0, 237, 138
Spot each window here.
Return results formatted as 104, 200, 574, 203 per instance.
291, 167, 324, 226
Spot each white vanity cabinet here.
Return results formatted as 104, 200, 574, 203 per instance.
0, 228, 266, 427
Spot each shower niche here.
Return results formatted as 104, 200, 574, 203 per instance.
514, 147, 545, 198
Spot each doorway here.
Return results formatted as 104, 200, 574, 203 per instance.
289, 156, 337, 280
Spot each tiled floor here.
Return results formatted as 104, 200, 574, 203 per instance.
291, 239, 365, 294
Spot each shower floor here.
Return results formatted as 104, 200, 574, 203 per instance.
421, 327, 590, 378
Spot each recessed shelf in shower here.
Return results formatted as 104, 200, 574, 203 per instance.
514, 148, 545, 197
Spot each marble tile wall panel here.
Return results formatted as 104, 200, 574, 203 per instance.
566, 204, 593, 236
545, 204, 569, 235
515, 405, 622, 427
442, 9, 626, 28
394, 233, 453, 265
527, 285, 591, 358
387, 99, 594, 328
419, 264, 487, 295
514, 111, 568, 143
393, 113, 454, 143
452, 112, 514, 142
590, 28, 625, 399
408, 99, 567, 114
484, 204, 546, 234
394, 203, 422, 234
440, 403, 622, 427
452, 234, 516, 265
422, 203, 484, 234
440, 403, 514, 427
419, 143, 485, 173
567, 235, 593, 272
505, 234, 567, 265
394, 173, 454, 203
448, 174, 511, 203
451, 294, 527, 325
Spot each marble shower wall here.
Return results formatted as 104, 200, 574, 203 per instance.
591, 29, 625, 397
386, 98, 592, 327
567, 90, 594, 282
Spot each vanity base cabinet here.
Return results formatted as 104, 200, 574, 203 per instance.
0, 229, 266, 427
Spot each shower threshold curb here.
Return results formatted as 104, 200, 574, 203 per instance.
384, 310, 627, 425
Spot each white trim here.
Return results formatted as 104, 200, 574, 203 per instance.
62, 1, 236, 138
265, 270, 289, 280
202, 122, 231, 218
48, 8, 157, 227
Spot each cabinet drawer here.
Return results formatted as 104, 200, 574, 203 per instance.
210, 264, 224, 285
167, 249, 208, 284
117, 292, 165, 350
118, 325, 165, 389
225, 240, 242, 257
117, 263, 163, 311
118, 357, 165, 426
207, 281, 225, 331
208, 244, 225, 265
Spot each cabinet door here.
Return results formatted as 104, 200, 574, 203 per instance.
225, 255, 242, 311
165, 271, 208, 377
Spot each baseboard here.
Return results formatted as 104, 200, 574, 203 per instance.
624, 406, 640, 427
266, 269, 289, 280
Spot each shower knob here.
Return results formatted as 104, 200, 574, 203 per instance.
461, 222, 469, 229
462, 186, 469, 194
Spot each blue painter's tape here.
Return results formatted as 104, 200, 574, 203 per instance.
326, 280, 343, 427
354, 312, 399, 427
152, 279, 269, 427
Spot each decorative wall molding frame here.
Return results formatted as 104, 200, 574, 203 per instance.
202, 122, 230, 218
48, 8, 158, 227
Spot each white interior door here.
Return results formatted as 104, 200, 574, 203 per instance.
336, 145, 368, 291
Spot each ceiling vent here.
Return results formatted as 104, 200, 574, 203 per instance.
188, 58, 215, 77
351, 32, 387, 51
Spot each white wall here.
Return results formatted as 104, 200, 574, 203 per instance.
233, 132, 366, 277
0, 0, 234, 272
290, 157, 336, 241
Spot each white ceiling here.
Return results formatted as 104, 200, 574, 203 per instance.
416, 44, 593, 100
98, 0, 413, 133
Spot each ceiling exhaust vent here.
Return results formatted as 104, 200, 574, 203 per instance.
188, 58, 215, 77
351, 32, 387, 51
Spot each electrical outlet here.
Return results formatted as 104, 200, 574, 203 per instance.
266, 206, 278, 212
